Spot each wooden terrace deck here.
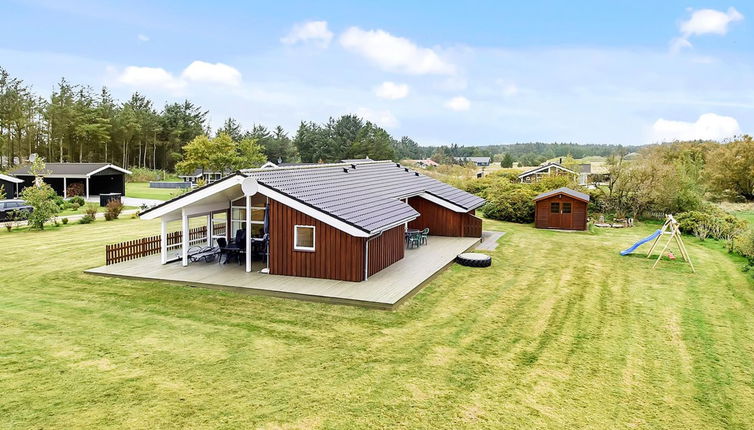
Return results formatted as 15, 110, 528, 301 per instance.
86, 235, 481, 310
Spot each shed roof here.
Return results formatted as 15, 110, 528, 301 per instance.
11, 163, 131, 178
141, 160, 486, 236
534, 187, 590, 202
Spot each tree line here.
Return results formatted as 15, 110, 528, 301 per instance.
1, 66, 650, 172
0, 68, 433, 171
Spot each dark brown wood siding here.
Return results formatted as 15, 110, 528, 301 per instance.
407, 197, 482, 238
534, 195, 588, 230
268, 199, 366, 281
367, 225, 405, 277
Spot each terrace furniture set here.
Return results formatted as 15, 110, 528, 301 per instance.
405, 228, 429, 249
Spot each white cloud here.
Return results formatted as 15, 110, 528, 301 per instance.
180, 61, 242, 86
355, 107, 399, 128
671, 7, 744, 53
681, 7, 744, 37
374, 81, 409, 99
651, 113, 741, 142
498, 81, 519, 96
117, 66, 184, 90
281, 20, 333, 47
137, 34, 150, 42
670, 37, 693, 53
445, 96, 471, 111
116, 61, 242, 92
340, 27, 455, 75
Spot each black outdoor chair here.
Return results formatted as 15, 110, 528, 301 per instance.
251, 233, 269, 259
222, 229, 246, 265
217, 237, 230, 264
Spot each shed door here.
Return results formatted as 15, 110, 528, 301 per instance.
548, 201, 561, 229
563, 201, 575, 229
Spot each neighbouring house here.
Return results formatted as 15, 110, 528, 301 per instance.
454, 156, 491, 167
178, 169, 228, 184
577, 163, 610, 188
518, 162, 577, 183
10, 163, 131, 198
534, 187, 589, 230
411, 159, 439, 168
260, 161, 317, 169
139, 160, 485, 282
0, 174, 23, 198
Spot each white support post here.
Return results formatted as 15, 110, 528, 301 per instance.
63, 177, 67, 199
85, 177, 90, 200
160, 218, 168, 265
182, 209, 189, 267
245, 195, 252, 272
207, 214, 213, 246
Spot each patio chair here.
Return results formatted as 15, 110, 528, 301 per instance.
420, 228, 429, 245
251, 233, 269, 259
232, 229, 245, 248
189, 246, 220, 263
407, 232, 421, 249
217, 237, 231, 264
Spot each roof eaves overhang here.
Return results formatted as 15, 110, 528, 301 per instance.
139, 173, 245, 219
87, 164, 133, 176
421, 191, 474, 213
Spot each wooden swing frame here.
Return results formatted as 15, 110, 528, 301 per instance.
645, 214, 695, 273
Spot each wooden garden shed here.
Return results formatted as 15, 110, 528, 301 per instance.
534, 187, 589, 230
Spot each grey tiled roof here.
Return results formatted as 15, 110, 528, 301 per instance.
534, 187, 590, 202
12, 162, 112, 176
243, 161, 486, 234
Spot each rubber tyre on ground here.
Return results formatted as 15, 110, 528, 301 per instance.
455, 253, 492, 268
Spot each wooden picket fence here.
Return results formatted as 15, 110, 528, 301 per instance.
105, 222, 226, 265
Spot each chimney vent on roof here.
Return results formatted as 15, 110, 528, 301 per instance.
414, 172, 419, 176
351, 164, 357, 169
395, 163, 400, 167
343, 168, 349, 173
404, 168, 409, 172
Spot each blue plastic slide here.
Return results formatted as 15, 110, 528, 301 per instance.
620, 229, 662, 256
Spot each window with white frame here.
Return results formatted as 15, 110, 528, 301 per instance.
294, 225, 315, 251
230, 194, 267, 239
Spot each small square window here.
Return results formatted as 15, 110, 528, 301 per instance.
562, 203, 572, 214
294, 225, 315, 251
550, 202, 560, 213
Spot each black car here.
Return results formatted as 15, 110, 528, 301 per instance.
0, 200, 33, 221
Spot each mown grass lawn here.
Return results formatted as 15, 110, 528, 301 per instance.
1, 218, 753, 428
125, 182, 183, 201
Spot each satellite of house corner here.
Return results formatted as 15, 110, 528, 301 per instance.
3, 1, 754, 428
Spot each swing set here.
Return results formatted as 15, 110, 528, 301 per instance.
645, 214, 695, 273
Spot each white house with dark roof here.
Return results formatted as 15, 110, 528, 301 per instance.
136, 160, 486, 282
517, 162, 577, 183
454, 156, 491, 166
177, 168, 229, 184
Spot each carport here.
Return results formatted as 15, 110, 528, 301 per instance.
10, 163, 132, 198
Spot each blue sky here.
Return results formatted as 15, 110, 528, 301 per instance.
1, 0, 752, 146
